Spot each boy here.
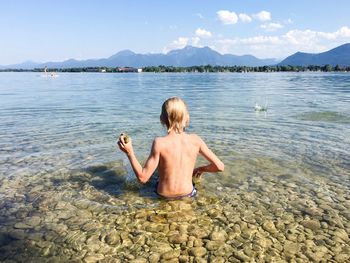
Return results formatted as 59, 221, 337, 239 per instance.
118, 97, 224, 199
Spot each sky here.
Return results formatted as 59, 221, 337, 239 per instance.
1, 0, 350, 64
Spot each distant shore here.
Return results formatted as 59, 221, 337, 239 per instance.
0, 64, 349, 73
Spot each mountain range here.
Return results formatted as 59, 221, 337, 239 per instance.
278, 43, 350, 66
0, 46, 277, 69
1, 43, 349, 69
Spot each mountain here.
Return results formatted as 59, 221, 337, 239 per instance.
0, 46, 277, 69
0, 60, 40, 70
279, 43, 350, 66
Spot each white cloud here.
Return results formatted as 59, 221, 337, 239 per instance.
191, 37, 200, 46
163, 37, 189, 53
260, 22, 283, 32
195, 28, 212, 38
163, 25, 350, 58
253, 10, 271, 21
284, 27, 350, 45
239, 13, 252, 23
214, 26, 350, 58
217, 10, 238, 25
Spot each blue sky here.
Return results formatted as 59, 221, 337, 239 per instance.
1, 0, 350, 64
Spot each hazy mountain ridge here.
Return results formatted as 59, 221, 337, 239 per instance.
1, 43, 350, 69
0, 46, 277, 69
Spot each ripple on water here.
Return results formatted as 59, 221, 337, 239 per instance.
296, 111, 350, 123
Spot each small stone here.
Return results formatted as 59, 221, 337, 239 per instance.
179, 255, 189, 263
130, 258, 147, 263
333, 229, 349, 242
194, 258, 207, 263
150, 243, 172, 254
83, 254, 104, 263
189, 247, 207, 257
149, 253, 160, 263
305, 250, 324, 262
334, 254, 350, 262
209, 230, 227, 241
193, 238, 203, 247
25, 216, 41, 227
190, 228, 208, 239
301, 220, 321, 231
168, 234, 188, 244
105, 232, 120, 245
206, 240, 224, 251
284, 241, 299, 255
14, 222, 31, 229
241, 228, 257, 239
233, 251, 250, 261
303, 207, 323, 217
161, 249, 181, 260
210, 257, 225, 263
262, 220, 277, 234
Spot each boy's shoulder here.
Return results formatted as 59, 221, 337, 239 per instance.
154, 133, 201, 141
187, 133, 201, 140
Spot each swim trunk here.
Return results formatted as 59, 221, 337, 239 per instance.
155, 182, 197, 199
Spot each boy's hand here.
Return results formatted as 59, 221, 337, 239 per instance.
193, 167, 203, 178
118, 133, 133, 156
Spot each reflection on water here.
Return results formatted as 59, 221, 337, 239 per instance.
0, 72, 349, 261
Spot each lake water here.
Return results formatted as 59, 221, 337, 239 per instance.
0, 72, 349, 262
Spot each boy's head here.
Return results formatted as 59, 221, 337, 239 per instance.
160, 97, 190, 133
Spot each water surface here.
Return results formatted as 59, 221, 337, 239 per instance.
0, 72, 349, 262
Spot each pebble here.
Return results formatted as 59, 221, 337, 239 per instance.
130, 258, 147, 263
262, 220, 277, 233
14, 222, 31, 229
283, 241, 299, 255
301, 219, 321, 231
209, 229, 227, 242
83, 253, 104, 263
168, 234, 188, 244
189, 247, 207, 257
334, 254, 350, 262
150, 243, 173, 254
206, 240, 225, 251
332, 229, 349, 242
148, 253, 160, 263
105, 232, 120, 245
161, 249, 181, 260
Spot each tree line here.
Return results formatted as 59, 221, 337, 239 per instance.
142, 64, 349, 72
1, 64, 350, 73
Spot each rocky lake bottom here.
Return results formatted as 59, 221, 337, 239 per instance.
0, 156, 349, 263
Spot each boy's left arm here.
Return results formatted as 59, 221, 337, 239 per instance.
118, 138, 160, 184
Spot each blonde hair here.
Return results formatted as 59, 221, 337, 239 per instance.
160, 97, 190, 133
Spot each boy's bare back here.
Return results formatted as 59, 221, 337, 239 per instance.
118, 97, 224, 198
155, 132, 200, 197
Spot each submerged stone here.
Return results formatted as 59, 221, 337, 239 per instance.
301, 220, 321, 231
189, 247, 207, 257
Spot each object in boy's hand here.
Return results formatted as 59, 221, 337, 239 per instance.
120, 133, 130, 144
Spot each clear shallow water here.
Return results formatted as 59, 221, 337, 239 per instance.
0, 72, 349, 261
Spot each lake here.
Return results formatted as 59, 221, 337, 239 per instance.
0, 72, 349, 262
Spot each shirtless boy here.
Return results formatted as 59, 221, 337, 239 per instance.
118, 97, 224, 199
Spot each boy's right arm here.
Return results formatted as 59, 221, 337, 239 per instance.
193, 135, 224, 177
